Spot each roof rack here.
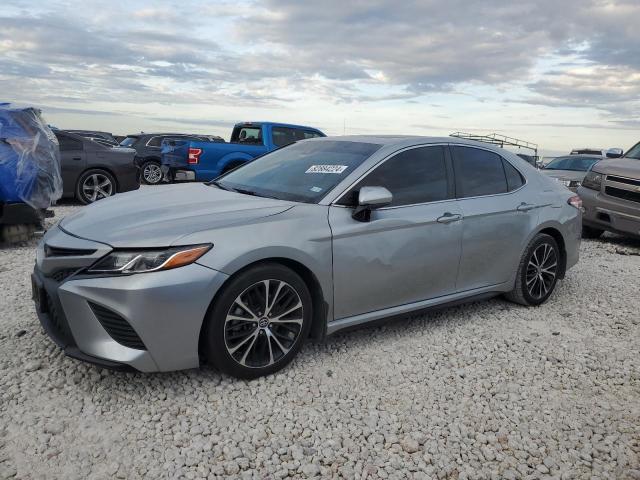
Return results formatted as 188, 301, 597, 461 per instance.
450, 132, 538, 157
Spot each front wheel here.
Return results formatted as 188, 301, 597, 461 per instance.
76, 169, 116, 204
203, 263, 312, 379
141, 161, 162, 185
505, 233, 561, 306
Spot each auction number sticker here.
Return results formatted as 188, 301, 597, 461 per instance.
305, 165, 348, 174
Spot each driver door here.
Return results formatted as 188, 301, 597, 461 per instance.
329, 145, 463, 320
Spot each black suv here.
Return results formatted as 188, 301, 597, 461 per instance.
120, 133, 223, 184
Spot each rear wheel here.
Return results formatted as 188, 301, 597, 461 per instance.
76, 169, 116, 204
141, 161, 162, 185
582, 225, 604, 239
203, 263, 312, 379
221, 161, 244, 175
505, 233, 560, 306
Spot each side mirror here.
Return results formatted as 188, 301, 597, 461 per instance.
606, 148, 623, 158
352, 186, 393, 222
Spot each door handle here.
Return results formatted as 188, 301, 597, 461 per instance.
437, 212, 462, 224
72, 157, 82, 161
517, 202, 536, 212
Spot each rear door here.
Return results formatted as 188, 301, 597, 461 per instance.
329, 145, 463, 320
451, 145, 538, 291
55, 133, 86, 195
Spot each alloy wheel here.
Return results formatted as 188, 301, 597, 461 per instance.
525, 243, 558, 300
82, 173, 114, 202
224, 279, 304, 368
143, 163, 162, 184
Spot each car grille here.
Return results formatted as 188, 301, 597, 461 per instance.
605, 186, 640, 204
607, 175, 640, 187
45, 245, 97, 257
89, 302, 147, 350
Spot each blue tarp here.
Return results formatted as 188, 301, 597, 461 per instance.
0, 103, 62, 209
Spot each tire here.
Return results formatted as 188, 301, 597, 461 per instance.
582, 225, 604, 239
141, 161, 162, 185
1, 224, 36, 244
76, 169, 116, 204
203, 263, 312, 379
505, 233, 561, 306
221, 161, 244, 175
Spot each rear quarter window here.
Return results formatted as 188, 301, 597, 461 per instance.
503, 160, 525, 191
452, 146, 508, 198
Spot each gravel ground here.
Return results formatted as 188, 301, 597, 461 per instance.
1, 198, 639, 480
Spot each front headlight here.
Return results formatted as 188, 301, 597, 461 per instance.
87, 244, 212, 274
581, 171, 603, 191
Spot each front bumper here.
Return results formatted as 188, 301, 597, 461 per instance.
33, 228, 229, 372
578, 186, 640, 237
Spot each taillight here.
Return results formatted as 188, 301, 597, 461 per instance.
188, 148, 202, 164
568, 195, 583, 210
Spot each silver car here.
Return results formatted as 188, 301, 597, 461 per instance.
32, 136, 582, 378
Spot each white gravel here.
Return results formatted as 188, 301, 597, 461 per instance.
1, 197, 639, 479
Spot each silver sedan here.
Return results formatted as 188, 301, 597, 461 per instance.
32, 136, 582, 378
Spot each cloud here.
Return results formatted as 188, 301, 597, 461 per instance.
526, 66, 640, 120
0, 0, 639, 142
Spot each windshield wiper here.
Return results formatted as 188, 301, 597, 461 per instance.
209, 180, 236, 192
233, 188, 263, 197
209, 181, 278, 199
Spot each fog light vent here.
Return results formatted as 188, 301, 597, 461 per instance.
89, 302, 147, 350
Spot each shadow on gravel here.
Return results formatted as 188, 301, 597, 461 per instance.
595, 232, 640, 251
59, 297, 509, 391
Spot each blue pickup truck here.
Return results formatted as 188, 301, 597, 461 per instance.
161, 121, 325, 182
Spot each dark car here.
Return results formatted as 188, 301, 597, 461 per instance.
541, 155, 602, 191
54, 131, 140, 204
120, 133, 224, 185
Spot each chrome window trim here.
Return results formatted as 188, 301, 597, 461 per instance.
329, 143, 527, 208
145, 136, 162, 148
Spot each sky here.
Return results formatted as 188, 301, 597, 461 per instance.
1, 0, 639, 157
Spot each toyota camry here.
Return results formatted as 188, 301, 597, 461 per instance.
32, 136, 581, 378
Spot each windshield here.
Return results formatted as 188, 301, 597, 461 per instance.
214, 140, 382, 203
625, 142, 640, 159
120, 137, 137, 147
544, 156, 600, 171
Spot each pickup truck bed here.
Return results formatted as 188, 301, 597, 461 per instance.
161, 122, 325, 182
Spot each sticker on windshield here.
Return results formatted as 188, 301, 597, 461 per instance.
310, 186, 323, 193
305, 165, 348, 174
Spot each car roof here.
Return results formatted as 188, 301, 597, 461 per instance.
234, 122, 323, 131
308, 134, 523, 149
67, 129, 113, 135
552, 154, 602, 159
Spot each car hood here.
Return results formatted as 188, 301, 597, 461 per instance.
541, 170, 586, 182
59, 184, 294, 248
592, 157, 640, 179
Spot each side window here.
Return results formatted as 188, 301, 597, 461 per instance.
234, 127, 262, 144
298, 130, 322, 140
452, 147, 507, 198
342, 146, 449, 207
55, 133, 83, 151
146, 136, 163, 147
503, 159, 524, 191
272, 127, 297, 147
